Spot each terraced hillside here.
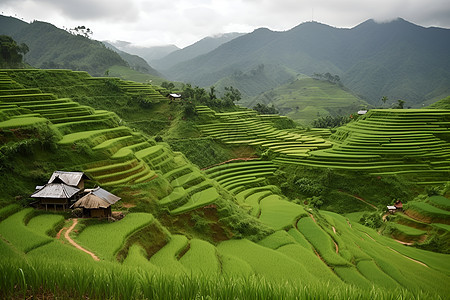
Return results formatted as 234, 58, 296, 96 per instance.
285, 109, 450, 184
1, 203, 449, 298
203, 159, 305, 230
197, 106, 450, 185
385, 195, 450, 251
0, 71, 449, 298
196, 106, 332, 162
0, 72, 221, 215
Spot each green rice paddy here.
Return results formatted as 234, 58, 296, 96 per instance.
0, 70, 449, 299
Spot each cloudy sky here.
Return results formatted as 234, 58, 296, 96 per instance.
1, 0, 449, 48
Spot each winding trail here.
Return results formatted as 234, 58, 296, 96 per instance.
388, 247, 428, 268
338, 191, 378, 210
201, 157, 258, 171
64, 219, 100, 261
346, 220, 352, 228
333, 240, 339, 254
363, 231, 428, 268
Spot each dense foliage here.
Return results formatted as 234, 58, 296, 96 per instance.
0, 35, 28, 68
311, 114, 351, 128
253, 103, 279, 114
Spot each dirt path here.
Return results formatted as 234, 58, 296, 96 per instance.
388, 247, 428, 268
346, 220, 352, 228
201, 157, 258, 171
338, 191, 378, 210
364, 232, 376, 242
394, 239, 413, 246
56, 227, 66, 239
309, 214, 317, 223
64, 219, 100, 261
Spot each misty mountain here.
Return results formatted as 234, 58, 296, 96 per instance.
0, 15, 127, 76
152, 32, 245, 70
102, 41, 163, 77
164, 18, 450, 107
107, 41, 179, 63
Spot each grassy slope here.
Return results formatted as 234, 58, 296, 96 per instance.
427, 95, 450, 109
249, 77, 368, 125
107, 65, 167, 85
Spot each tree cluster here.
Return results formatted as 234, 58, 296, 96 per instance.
68, 26, 93, 39
311, 115, 351, 128
0, 35, 29, 68
253, 103, 279, 114
312, 72, 342, 86
181, 84, 241, 109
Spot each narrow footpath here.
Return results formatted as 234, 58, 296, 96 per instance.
64, 219, 100, 261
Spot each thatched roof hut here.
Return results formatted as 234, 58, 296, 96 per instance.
71, 187, 121, 218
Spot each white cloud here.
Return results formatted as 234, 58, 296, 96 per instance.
1, 0, 449, 48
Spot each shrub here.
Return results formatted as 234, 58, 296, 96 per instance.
359, 211, 383, 229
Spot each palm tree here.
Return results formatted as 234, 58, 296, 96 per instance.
381, 96, 388, 107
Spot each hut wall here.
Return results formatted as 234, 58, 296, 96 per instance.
89, 207, 111, 218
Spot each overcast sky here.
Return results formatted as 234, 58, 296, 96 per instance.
1, 0, 449, 48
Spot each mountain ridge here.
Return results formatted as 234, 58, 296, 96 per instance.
0, 15, 127, 76
163, 18, 450, 107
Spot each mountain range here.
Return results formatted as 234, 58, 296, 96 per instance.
1, 15, 449, 108
159, 18, 450, 107
105, 40, 180, 63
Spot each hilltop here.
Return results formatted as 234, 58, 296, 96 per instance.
245, 76, 368, 125
163, 18, 450, 107
0, 15, 128, 76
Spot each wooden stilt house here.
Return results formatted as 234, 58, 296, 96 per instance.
31, 177, 81, 210
31, 171, 89, 210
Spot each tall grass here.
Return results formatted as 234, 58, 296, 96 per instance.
0, 256, 442, 300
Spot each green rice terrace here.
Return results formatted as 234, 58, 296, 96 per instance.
0, 69, 449, 299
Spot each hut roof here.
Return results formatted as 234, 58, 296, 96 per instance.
71, 194, 111, 209
169, 93, 181, 98
70, 187, 120, 209
31, 183, 80, 199
48, 171, 89, 187
91, 187, 121, 204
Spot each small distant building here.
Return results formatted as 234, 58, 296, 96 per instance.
70, 187, 121, 218
394, 200, 403, 211
387, 205, 397, 213
169, 93, 182, 101
357, 110, 368, 115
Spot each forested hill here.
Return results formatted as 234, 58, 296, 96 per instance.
0, 15, 127, 76
164, 18, 450, 107
102, 41, 163, 77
